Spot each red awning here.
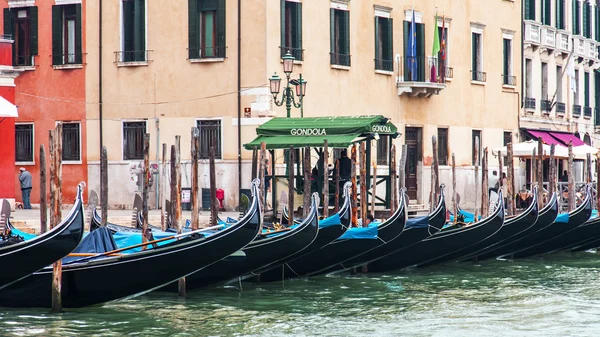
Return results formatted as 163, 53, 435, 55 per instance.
548, 132, 586, 146
525, 130, 562, 146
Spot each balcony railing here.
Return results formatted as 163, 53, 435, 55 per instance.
524, 21, 541, 46
557, 31, 570, 53
503, 74, 517, 86
52, 53, 83, 65
586, 41, 597, 59
584, 106, 592, 118
445, 67, 453, 79
573, 104, 582, 117
14, 54, 34, 67
189, 46, 227, 60
542, 26, 556, 49
574, 37, 586, 58
374, 58, 393, 72
279, 46, 304, 61
398, 56, 448, 83
541, 99, 552, 112
330, 53, 351, 67
471, 70, 487, 82
595, 107, 600, 126
114, 50, 150, 63
525, 97, 536, 110
556, 102, 566, 114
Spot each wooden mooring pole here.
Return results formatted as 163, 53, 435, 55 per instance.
351, 144, 358, 227
498, 152, 504, 206
49, 124, 63, 313
101, 146, 108, 226
537, 138, 543, 209
161, 143, 167, 231
252, 146, 258, 180
141, 133, 150, 248
259, 143, 266, 214
481, 148, 488, 216
568, 141, 574, 212
191, 128, 200, 230
431, 135, 440, 211
288, 146, 295, 225
303, 146, 311, 218
210, 146, 218, 227
360, 142, 367, 224
40, 144, 47, 233
507, 142, 515, 216
334, 159, 340, 212
586, 153, 592, 183
174, 135, 185, 297
370, 162, 377, 217
399, 145, 407, 190
452, 153, 457, 223
323, 140, 329, 218
390, 144, 397, 214
596, 153, 600, 211
473, 136, 480, 221
549, 144, 556, 196
170, 145, 177, 230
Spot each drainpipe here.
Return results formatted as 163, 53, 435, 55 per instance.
99, 0, 104, 179
237, 0, 242, 209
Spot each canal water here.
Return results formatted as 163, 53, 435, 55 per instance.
2, 252, 600, 336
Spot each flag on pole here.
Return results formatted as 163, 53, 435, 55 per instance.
432, 13, 440, 56
567, 56, 576, 93
407, 9, 417, 81
440, 16, 446, 81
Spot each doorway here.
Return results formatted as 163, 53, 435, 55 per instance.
405, 127, 422, 201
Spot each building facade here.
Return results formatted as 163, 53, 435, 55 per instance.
82, 0, 522, 210
1, 0, 88, 205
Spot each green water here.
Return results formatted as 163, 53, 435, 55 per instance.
3, 252, 600, 336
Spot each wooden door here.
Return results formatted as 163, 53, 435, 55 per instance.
405, 127, 422, 201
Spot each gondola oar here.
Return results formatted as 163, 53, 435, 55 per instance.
65, 224, 226, 264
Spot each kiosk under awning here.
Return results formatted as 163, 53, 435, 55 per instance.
245, 115, 399, 149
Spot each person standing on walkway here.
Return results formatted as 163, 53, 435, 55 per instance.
18, 167, 32, 209
334, 149, 352, 190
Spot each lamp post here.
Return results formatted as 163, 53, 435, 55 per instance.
269, 51, 307, 118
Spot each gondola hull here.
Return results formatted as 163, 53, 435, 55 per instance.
0, 185, 85, 290
368, 197, 504, 272
552, 217, 600, 252
0, 182, 263, 308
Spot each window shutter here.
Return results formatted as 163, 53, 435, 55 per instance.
374, 17, 380, 64
133, 0, 146, 60
416, 23, 424, 81
472, 33, 477, 77
545, 0, 551, 24
387, 18, 393, 61
280, 0, 285, 57
75, 4, 82, 64
3, 9, 14, 39
216, 0, 226, 58
525, 0, 531, 20
403, 21, 408, 77
583, 2, 588, 37
503, 39, 507, 76
329, 9, 335, 57
51, 6, 62, 65
295, 2, 302, 57
342, 10, 350, 57
596, 6, 600, 42
189, 0, 199, 59
556, 0, 561, 28
30, 6, 38, 56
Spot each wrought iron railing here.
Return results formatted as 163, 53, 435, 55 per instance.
114, 50, 150, 63
52, 53, 83, 65
556, 102, 566, 114
15, 124, 33, 162
398, 56, 447, 83
279, 46, 304, 61
330, 52, 351, 67
14, 54, 34, 67
62, 123, 80, 161
541, 99, 552, 112
189, 46, 227, 60
525, 97, 537, 109
374, 58, 393, 72
584, 106, 592, 118
445, 67, 453, 79
471, 70, 487, 82
197, 121, 222, 160
123, 122, 146, 160
503, 74, 517, 86
573, 104, 582, 117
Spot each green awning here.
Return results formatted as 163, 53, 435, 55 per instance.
244, 115, 399, 150
246, 134, 365, 150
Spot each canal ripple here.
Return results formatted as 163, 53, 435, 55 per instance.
2, 252, 600, 336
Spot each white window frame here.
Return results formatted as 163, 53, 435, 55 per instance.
502, 29, 515, 87
470, 23, 485, 84
119, 0, 148, 64
15, 122, 35, 165
121, 119, 149, 161
195, 117, 224, 161
331, 0, 349, 10
59, 121, 82, 164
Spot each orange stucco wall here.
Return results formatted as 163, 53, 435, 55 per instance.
0, 87, 16, 200
1, 2, 88, 204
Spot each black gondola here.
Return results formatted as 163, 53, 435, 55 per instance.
472, 191, 559, 260
368, 192, 504, 272
0, 184, 85, 290
252, 183, 352, 282
502, 188, 592, 259
440, 187, 540, 263
269, 187, 407, 279
550, 216, 600, 252
0, 180, 263, 308
90, 208, 161, 234
160, 192, 321, 291
330, 186, 446, 273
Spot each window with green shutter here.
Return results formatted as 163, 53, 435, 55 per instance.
122, 0, 146, 62
402, 21, 425, 81
280, 0, 302, 60
374, 16, 393, 71
542, 0, 551, 25
596, 6, 600, 42
52, 4, 82, 66
330, 8, 350, 66
471, 32, 484, 82
189, 0, 226, 60
556, 0, 565, 29
525, 0, 536, 20
585, 71, 590, 107
584, 1, 592, 38
573, 0, 581, 35
3, 7, 37, 67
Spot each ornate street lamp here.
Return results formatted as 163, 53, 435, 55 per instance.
269, 51, 307, 118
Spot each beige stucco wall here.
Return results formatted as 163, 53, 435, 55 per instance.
85, 0, 522, 208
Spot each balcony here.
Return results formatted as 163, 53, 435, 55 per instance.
280, 46, 304, 61
556, 31, 570, 55
471, 70, 486, 82
586, 40, 597, 60
503, 74, 517, 86
584, 106, 592, 118
541, 100, 552, 113
524, 21, 541, 49
574, 37, 586, 61
540, 26, 556, 53
374, 59, 393, 72
573, 104, 582, 117
0, 35, 13, 67
330, 53, 351, 67
445, 67, 454, 79
525, 97, 536, 110
556, 102, 566, 115
397, 56, 446, 97
114, 50, 152, 66
595, 107, 600, 127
